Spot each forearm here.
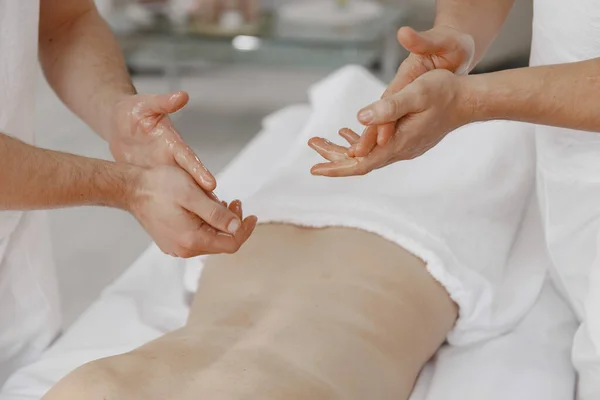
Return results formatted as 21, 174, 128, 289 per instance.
39, 1, 135, 142
435, 0, 516, 67
466, 58, 600, 132
0, 133, 136, 211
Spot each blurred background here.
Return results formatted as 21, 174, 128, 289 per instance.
43, 0, 533, 327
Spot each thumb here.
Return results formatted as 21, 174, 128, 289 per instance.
174, 143, 217, 192
357, 89, 416, 126
152, 91, 190, 115
397, 26, 448, 55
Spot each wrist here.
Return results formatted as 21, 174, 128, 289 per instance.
96, 90, 137, 143
97, 161, 143, 211
457, 74, 490, 124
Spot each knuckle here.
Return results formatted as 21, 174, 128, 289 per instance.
177, 248, 194, 259
377, 99, 397, 119
178, 233, 197, 252
225, 241, 241, 254
414, 56, 432, 73
386, 100, 400, 118
412, 79, 427, 93
208, 205, 232, 228
413, 91, 429, 110
420, 84, 431, 98
207, 205, 225, 225
208, 205, 219, 220
356, 165, 369, 176
223, 247, 236, 255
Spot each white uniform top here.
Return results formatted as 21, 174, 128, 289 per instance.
0, 1, 61, 385
531, 0, 600, 397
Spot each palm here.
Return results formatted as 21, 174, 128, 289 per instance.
391, 26, 474, 92
350, 26, 474, 156
109, 92, 217, 191
111, 102, 181, 167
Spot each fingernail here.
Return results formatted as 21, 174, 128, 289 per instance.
358, 109, 374, 124
228, 219, 241, 234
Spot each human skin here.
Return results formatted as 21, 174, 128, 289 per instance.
0, 135, 256, 257
343, 0, 516, 157
42, 224, 457, 400
0, 0, 256, 256
309, 56, 600, 177
307, 0, 600, 176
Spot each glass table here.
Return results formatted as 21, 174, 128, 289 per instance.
114, 6, 409, 89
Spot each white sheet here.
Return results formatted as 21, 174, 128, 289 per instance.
0, 103, 579, 399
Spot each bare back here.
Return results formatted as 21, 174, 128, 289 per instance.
44, 225, 457, 400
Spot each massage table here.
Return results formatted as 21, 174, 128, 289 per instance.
0, 104, 579, 400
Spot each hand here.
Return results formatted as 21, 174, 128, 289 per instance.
109, 91, 254, 238
109, 91, 217, 192
192, 0, 260, 23
129, 165, 257, 258
309, 70, 473, 177
351, 25, 475, 157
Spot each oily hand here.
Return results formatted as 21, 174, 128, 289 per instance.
130, 165, 257, 258
110, 91, 257, 249
109, 91, 218, 192
349, 25, 475, 158
309, 70, 473, 177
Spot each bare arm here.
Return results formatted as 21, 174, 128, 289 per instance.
468, 58, 600, 131
35, 0, 253, 248
0, 133, 133, 210
349, 0, 518, 156
0, 132, 255, 257
310, 58, 600, 176
38, 0, 135, 142
434, 0, 516, 67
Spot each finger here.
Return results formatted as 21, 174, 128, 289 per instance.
338, 128, 360, 145
313, 145, 392, 177
206, 191, 220, 202
152, 91, 190, 115
357, 91, 416, 126
348, 144, 357, 157
183, 189, 242, 235
384, 53, 435, 101
206, 215, 257, 254
230, 215, 258, 252
310, 158, 361, 177
174, 143, 217, 192
229, 199, 243, 219
353, 126, 378, 157
377, 123, 396, 147
235, 215, 257, 247
307, 137, 349, 161
397, 26, 448, 55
